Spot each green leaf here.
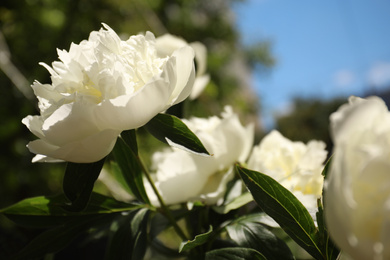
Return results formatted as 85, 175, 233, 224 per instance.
321, 156, 332, 178
179, 225, 213, 253
105, 216, 132, 260
205, 247, 266, 260
12, 214, 115, 260
149, 209, 188, 241
62, 157, 106, 211
144, 113, 209, 155
237, 165, 324, 260
108, 161, 133, 195
105, 208, 149, 260
212, 192, 253, 214
317, 199, 340, 260
319, 157, 340, 260
112, 131, 150, 204
132, 209, 150, 259
0, 193, 141, 227
121, 129, 138, 154
226, 213, 294, 260
149, 238, 184, 258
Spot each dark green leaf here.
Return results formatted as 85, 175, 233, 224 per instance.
131, 208, 149, 260
112, 134, 150, 204
237, 165, 324, 260
317, 200, 340, 260
321, 156, 332, 178
149, 238, 184, 258
149, 209, 188, 240
179, 225, 213, 253
319, 157, 340, 260
62, 157, 106, 211
105, 208, 149, 260
226, 213, 294, 260
205, 247, 266, 260
0, 192, 141, 227
105, 216, 132, 260
12, 214, 114, 260
121, 129, 138, 154
144, 113, 209, 155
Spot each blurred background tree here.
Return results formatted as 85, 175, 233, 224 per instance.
0, 0, 275, 258
275, 97, 346, 155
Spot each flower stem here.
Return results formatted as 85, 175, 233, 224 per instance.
136, 154, 188, 241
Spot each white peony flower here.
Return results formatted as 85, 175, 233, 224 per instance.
146, 106, 254, 206
156, 34, 209, 99
247, 130, 327, 219
22, 24, 195, 163
325, 96, 390, 260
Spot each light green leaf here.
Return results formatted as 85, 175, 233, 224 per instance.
205, 247, 266, 260
144, 113, 209, 155
179, 225, 213, 253
62, 157, 106, 211
108, 161, 133, 195
226, 213, 294, 260
112, 131, 150, 204
212, 192, 253, 214
237, 165, 324, 260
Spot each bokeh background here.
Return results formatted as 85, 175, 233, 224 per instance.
0, 0, 388, 258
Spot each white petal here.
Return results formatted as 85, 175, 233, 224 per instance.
190, 41, 208, 76
28, 128, 120, 163
41, 103, 101, 146
95, 77, 173, 130
330, 96, 388, 144
32, 154, 63, 163
168, 46, 195, 105
189, 74, 210, 100
22, 115, 45, 139
155, 34, 187, 58
198, 166, 235, 205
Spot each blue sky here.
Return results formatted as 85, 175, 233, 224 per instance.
233, 0, 390, 129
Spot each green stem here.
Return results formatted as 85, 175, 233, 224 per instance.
135, 154, 188, 241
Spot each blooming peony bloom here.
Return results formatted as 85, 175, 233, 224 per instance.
22, 24, 195, 163
247, 130, 327, 218
156, 34, 209, 99
146, 106, 254, 206
325, 96, 390, 260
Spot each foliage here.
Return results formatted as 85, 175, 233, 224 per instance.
1, 120, 339, 259
0, 1, 347, 260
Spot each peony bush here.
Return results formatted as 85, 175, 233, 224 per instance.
3, 23, 389, 260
